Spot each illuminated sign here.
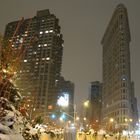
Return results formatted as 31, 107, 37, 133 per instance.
57, 92, 69, 107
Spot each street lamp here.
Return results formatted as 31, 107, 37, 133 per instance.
83, 117, 87, 121
76, 117, 80, 121
109, 118, 114, 131
124, 118, 133, 131
129, 119, 133, 122
84, 100, 89, 108
129, 118, 133, 132
59, 117, 63, 121
110, 118, 114, 123
125, 118, 128, 122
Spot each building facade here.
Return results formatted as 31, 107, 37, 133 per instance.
87, 81, 102, 130
131, 82, 138, 127
101, 4, 138, 130
4, 9, 64, 115
57, 76, 75, 120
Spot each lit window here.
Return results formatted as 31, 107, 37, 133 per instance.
49, 30, 53, 33
46, 57, 50, 60
36, 62, 38, 65
45, 30, 49, 33
42, 58, 45, 60
34, 52, 37, 54
12, 45, 14, 47
122, 78, 126, 81
121, 75, 127, 81
44, 44, 47, 46
48, 105, 53, 110
38, 44, 41, 47
40, 31, 43, 34
24, 34, 27, 36
24, 60, 27, 62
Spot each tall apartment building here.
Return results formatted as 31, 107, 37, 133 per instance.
4, 9, 64, 115
87, 81, 102, 130
101, 4, 138, 130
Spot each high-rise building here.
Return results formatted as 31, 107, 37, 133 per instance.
101, 4, 138, 130
57, 76, 74, 119
4, 9, 64, 115
87, 81, 102, 130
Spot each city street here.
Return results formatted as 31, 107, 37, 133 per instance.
0, 1, 140, 140
39, 132, 140, 140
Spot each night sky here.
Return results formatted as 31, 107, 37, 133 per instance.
0, 0, 139, 111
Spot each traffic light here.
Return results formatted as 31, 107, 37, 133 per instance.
50, 114, 56, 119
60, 113, 67, 120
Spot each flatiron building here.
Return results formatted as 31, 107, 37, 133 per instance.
101, 4, 138, 130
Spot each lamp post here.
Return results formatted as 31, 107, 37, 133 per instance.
125, 118, 133, 132
109, 118, 114, 132
129, 118, 133, 132
83, 100, 90, 127
73, 104, 76, 126
57, 100, 77, 127
63, 104, 77, 127
84, 100, 89, 108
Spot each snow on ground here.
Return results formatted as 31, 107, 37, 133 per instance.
0, 97, 28, 140
0, 134, 24, 140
